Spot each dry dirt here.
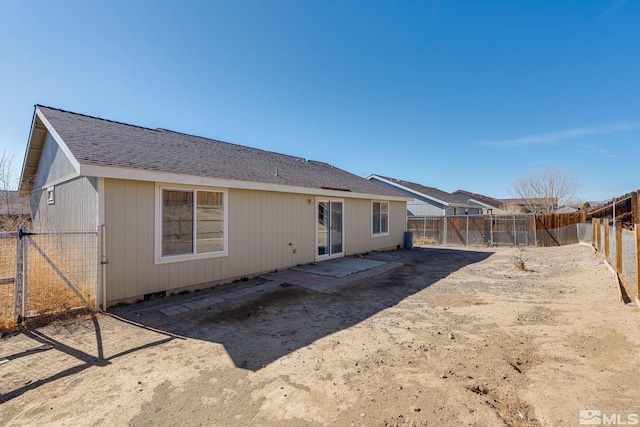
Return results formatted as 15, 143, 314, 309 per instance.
1, 244, 639, 426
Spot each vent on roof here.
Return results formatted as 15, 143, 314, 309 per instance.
321, 186, 351, 192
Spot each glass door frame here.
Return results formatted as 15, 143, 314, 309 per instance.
316, 197, 345, 261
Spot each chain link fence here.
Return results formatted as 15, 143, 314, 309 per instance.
408, 215, 537, 247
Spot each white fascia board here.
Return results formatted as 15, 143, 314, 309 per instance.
80, 164, 411, 201
368, 175, 450, 206
36, 172, 81, 190
35, 107, 82, 173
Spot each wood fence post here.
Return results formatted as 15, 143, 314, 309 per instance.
632, 191, 639, 225
13, 227, 24, 324
615, 221, 622, 273
603, 219, 610, 263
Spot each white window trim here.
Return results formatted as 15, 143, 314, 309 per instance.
154, 183, 228, 265
371, 200, 390, 237
47, 186, 55, 205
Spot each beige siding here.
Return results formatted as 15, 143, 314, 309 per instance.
344, 199, 405, 255
104, 179, 406, 304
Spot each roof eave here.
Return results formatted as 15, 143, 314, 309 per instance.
18, 106, 82, 197
81, 164, 412, 201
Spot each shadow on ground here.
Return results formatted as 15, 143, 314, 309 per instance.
112, 247, 493, 371
0, 313, 177, 403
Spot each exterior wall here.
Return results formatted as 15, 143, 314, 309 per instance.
344, 199, 406, 254
31, 176, 98, 231
447, 206, 482, 216
32, 133, 77, 190
104, 178, 406, 304
31, 133, 97, 231
407, 198, 445, 216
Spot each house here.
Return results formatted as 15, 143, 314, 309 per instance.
19, 105, 410, 308
367, 175, 482, 216
0, 190, 30, 230
451, 190, 504, 214
499, 197, 558, 214
0, 190, 30, 216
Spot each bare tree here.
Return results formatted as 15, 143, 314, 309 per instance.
0, 150, 30, 230
511, 168, 580, 215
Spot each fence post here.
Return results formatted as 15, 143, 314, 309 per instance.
615, 221, 622, 273
13, 227, 25, 324
603, 219, 610, 263
592, 219, 596, 247
423, 216, 426, 238
513, 215, 517, 246
466, 215, 469, 246
490, 215, 494, 246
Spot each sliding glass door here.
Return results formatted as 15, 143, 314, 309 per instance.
317, 199, 343, 258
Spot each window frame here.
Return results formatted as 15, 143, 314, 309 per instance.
154, 183, 228, 264
371, 200, 390, 237
47, 186, 55, 205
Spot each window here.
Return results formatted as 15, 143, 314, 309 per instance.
47, 186, 55, 205
372, 201, 389, 236
156, 185, 227, 263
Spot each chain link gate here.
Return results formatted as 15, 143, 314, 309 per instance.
3, 227, 100, 328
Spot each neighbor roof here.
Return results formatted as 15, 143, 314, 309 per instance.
21, 106, 407, 200
368, 175, 482, 208
452, 190, 503, 208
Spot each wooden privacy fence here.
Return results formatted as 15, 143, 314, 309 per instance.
591, 218, 640, 304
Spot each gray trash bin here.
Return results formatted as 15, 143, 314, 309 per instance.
404, 231, 413, 249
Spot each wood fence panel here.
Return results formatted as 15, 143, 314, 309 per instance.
636, 225, 640, 300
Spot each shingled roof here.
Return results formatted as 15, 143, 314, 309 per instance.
452, 189, 503, 208
368, 175, 482, 208
23, 106, 406, 199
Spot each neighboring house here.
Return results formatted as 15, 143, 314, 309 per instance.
367, 175, 482, 216
0, 190, 30, 216
19, 105, 410, 307
451, 190, 505, 214
0, 190, 30, 230
554, 205, 578, 214
499, 197, 558, 214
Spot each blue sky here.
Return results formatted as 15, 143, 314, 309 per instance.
1, 0, 638, 201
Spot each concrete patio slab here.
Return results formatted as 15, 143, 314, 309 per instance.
290, 258, 386, 277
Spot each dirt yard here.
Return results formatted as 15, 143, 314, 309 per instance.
1, 244, 639, 426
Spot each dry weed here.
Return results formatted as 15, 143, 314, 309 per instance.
511, 249, 528, 271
